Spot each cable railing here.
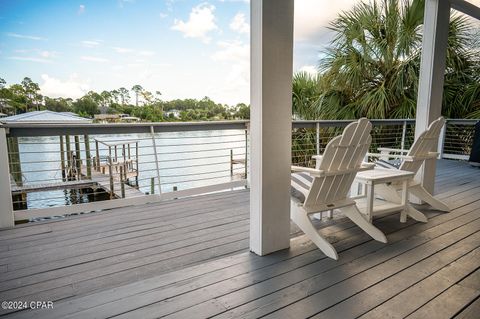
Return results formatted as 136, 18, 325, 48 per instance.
0, 118, 477, 224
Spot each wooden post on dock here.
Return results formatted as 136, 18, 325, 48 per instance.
84, 135, 92, 179
120, 166, 125, 198
95, 140, 100, 171
74, 135, 82, 178
60, 136, 66, 181
150, 177, 155, 195
108, 154, 114, 199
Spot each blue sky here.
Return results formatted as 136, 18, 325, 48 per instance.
0, 0, 358, 105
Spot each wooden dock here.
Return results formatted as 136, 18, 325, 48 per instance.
10, 167, 143, 199
88, 165, 144, 199
11, 180, 97, 195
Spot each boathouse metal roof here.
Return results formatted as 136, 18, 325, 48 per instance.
0, 110, 92, 123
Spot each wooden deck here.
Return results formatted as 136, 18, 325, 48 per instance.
0, 159, 479, 318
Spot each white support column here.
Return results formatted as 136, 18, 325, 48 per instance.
250, 0, 293, 255
0, 128, 14, 228
415, 0, 450, 194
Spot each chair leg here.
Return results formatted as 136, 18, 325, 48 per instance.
342, 205, 388, 243
290, 205, 338, 260
405, 205, 428, 223
410, 184, 450, 212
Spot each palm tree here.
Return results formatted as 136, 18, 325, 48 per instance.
292, 72, 321, 119
131, 85, 143, 107
297, 0, 479, 120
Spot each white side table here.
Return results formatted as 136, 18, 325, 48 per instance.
354, 168, 426, 223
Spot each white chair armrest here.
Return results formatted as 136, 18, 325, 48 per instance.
291, 166, 325, 177
312, 155, 323, 169
367, 152, 415, 162
360, 162, 375, 170
377, 147, 409, 154
292, 164, 373, 177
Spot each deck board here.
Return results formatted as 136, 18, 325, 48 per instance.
1, 159, 480, 318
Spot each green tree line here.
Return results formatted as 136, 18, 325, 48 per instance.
0, 79, 250, 121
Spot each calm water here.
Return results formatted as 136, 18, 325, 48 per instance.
15, 130, 247, 210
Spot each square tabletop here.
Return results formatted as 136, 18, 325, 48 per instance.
355, 167, 415, 184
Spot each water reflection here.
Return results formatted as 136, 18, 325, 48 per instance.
14, 130, 247, 210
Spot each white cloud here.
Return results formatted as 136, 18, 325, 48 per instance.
112, 46, 133, 54
39, 50, 58, 58
40, 74, 90, 99
229, 12, 249, 34
81, 56, 109, 62
159, 12, 168, 19
81, 40, 102, 48
6, 32, 47, 41
138, 50, 155, 56
210, 40, 249, 104
171, 3, 218, 43
294, 0, 355, 42
299, 65, 318, 75
212, 40, 248, 64
112, 65, 124, 71
7, 56, 52, 63
78, 4, 85, 14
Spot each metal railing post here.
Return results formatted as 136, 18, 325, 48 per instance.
0, 127, 15, 228
244, 129, 248, 179
316, 122, 320, 155
150, 126, 162, 197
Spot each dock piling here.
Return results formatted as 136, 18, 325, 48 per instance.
108, 154, 114, 199
85, 135, 92, 179
120, 166, 125, 198
74, 136, 82, 178
95, 140, 100, 171
150, 177, 155, 195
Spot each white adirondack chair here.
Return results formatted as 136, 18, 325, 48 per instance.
372, 117, 450, 213
291, 118, 387, 260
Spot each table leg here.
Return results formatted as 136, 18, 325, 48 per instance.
400, 179, 408, 223
326, 209, 333, 219
366, 183, 374, 223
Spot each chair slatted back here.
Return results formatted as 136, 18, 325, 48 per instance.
400, 117, 445, 173
304, 118, 372, 208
